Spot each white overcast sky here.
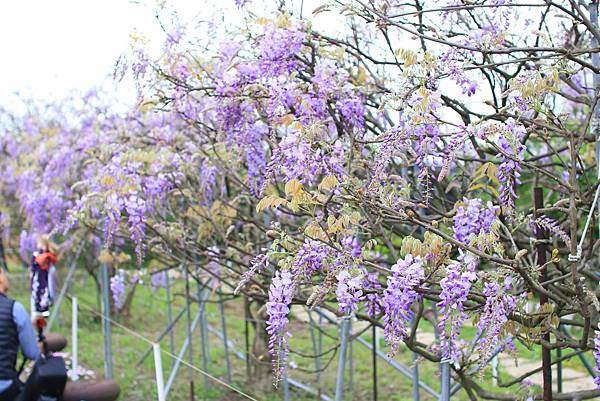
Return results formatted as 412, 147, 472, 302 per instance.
0, 0, 493, 117
0, 0, 237, 110
0, 0, 339, 112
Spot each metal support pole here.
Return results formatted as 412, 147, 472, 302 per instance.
136, 308, 187, 367
153, 343, 166, 401
432, 306, 450, 401
218, 292, 232, 383
335, 317, 351, 401
411, 319, 421, 401
165, 273, 175, 369
283, 372, 290, 401
205, 322, 334, 401
308, 310, 322, 397
198, 283, 209, 391
100, 263, 113, 379
560, 325, 596, 377
412, 351, 419, 401
355, 336, 440, 398
491, 356, 498, 387
348, 319, 353, 397
534, 187, 552, 401
72, 297, 79, 381
184, 265, 195, 400
440, 363, 451, 401
244, 297, 251, 379
372, 325, 378, 401
164, 305, 206, 396
412, 317, 420, 401
557, 347, 562, 393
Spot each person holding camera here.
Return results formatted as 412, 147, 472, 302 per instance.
0, 268, 40, 401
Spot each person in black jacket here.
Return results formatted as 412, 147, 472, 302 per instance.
0, 268, 40, 401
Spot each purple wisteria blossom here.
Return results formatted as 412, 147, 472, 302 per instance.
266, 270, 295, 384
594, 324, 600, 388
336, 269, 364, 315
382, 254, 424, 354
453, 198, 499, 244
292, 240, 337, 277
110, 270, 126, 310
437, 255, 478, 362
151, 271, 168, 293
476, 279, 518, 367
496, 119, 526, 210
363, 272, 382, 318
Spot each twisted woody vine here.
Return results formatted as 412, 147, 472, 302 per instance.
2, 0, 600, 399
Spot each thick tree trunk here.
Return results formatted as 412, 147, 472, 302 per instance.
246, 298, 272, 391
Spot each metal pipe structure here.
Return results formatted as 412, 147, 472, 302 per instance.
164, 307, 204, 396
440, 363, 451, 401
307, 310, 322, 397
218, 291, 232, 383
335, 317, 351, 401
348, 319, 353, 395
198, 282, 210, 391
72, 297, 79, 381
355, 336, 440, 399
411, 318, 420, 401
372, 325, 378, 401
184, 264, 195, 399
205, 323, 334, 401
136, 308, 187, 367
165, 273, 175, 369
153, 343, 167, 401
534, 188, 552, 401
559, 325, 596, 377
283, 372, 290, 401
100, 262, 113, 379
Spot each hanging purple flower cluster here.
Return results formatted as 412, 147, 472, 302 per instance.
110, 270, 126, 310
476, 279, 518, 367
382, 254, 424, 354
593, 324, 600, 388
124, 192, 147, 264
532, 215, 572, 249
437, 255, 478, 362
292, 239, 337, 277
452, 198, 499, 244
496, 119, 526, 210
266, 270, 295, 384
336, 269, 364, 315
363, 272, 382, 318
151, 270, 168, 293
235, 253, 269, 295
259, 23, 305, 77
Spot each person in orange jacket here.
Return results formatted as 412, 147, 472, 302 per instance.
30, 236, 59, 321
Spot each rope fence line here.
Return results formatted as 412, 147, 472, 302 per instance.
66, 293, 260, 401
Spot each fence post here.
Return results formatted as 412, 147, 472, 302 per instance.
198, 282, 209, 391
100, 263, 113, 379
534, 187, 552, 401
411, 317, 419, 401
153, 343, 166, 401
372, 324, 378, 401
335, 317, 351, 401
72, 297, 78, 381
184, 265, 195, 400
218, 291, 232, 383
165, 273, 175, 369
